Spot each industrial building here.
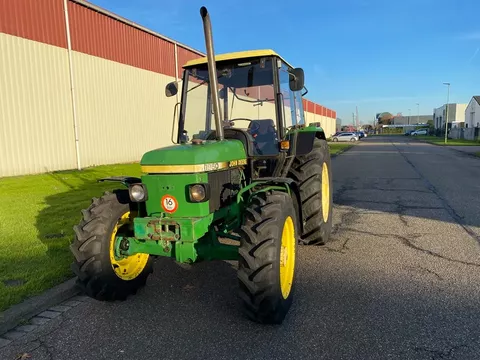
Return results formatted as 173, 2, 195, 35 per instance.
433, 103, 467, 129
0, 0, 337, 177
392, 115, 433, 126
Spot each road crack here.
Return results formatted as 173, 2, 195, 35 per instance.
342, 228, 480, 268
321, 238, 350, 254
391, 141, 480, 245
404, 265, 443, 280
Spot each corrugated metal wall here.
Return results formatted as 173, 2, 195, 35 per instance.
72, 52, 177, 167
0, 0, 337, 177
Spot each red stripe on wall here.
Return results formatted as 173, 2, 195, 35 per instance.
68, 1, 176, 76
177, 45, 202, 77
308, 101, 315, 113
0, 0, 67, 48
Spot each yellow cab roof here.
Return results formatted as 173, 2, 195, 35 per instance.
183, 49, 294, 69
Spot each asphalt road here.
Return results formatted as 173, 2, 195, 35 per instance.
2, 136, 480, 360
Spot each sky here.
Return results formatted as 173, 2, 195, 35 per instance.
90, 0, 480, 125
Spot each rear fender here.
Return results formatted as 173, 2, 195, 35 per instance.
286, 126, 326, 156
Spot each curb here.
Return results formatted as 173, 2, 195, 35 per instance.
447, 147, 480, 159
330, 144, 355, 158
411, 138, 480, 159
0, 277, 80, 336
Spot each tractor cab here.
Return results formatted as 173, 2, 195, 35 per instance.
164, 49, 312, 178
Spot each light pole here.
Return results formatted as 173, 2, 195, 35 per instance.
408, 108, 411, 125
416, 103, 419, 124
443, 82, 450, 144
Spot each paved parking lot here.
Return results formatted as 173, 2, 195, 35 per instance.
1, 136, 480, 360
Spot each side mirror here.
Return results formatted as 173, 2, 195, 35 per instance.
165, 81, 179, 97
289, 68, 305, 92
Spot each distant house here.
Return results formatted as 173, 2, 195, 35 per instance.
465, 96, 480, 128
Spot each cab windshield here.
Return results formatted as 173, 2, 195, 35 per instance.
180, 58, 303, 153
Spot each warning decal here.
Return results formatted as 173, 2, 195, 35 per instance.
161, 195, 178, 213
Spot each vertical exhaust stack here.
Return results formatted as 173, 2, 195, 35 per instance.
200, 6, 224, 141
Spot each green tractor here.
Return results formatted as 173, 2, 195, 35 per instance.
70, 6, 333, 324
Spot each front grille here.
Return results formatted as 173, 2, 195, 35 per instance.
208, 169, 241, 212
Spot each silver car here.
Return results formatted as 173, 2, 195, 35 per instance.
332, 132, 358, 142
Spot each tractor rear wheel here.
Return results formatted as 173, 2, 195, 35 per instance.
238, 191, 298, 324
70, 190, 153, 301
289, 137, 333, 245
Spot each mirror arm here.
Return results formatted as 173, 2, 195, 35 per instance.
302, 86, 308, 96
170, 102, 181, 144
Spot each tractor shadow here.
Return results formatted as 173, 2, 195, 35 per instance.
36, 170, 109, 265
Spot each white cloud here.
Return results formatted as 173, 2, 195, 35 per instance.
469, 47, 480, 63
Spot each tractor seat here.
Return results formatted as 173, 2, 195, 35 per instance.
247, 119, 278, 156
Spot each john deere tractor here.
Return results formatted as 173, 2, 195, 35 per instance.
70, 6, 333, 324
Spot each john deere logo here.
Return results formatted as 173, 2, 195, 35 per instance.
229, 159, 247, 167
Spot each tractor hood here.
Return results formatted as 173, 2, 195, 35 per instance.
140, 140, 247, 166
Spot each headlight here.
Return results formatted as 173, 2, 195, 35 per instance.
190, 184, 206, 202
129, 184, 147, 202
188, 183, 210, 202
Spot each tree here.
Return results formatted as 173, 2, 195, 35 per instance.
363, 124, 373, 132
377, 112, 393, 125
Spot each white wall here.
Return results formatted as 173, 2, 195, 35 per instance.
465, 98, 480, 128
455, 104, 467, 122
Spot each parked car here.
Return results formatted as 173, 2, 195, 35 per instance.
404, 130, 414, 136
411, 129, 428, 136
332, 132, 358, 142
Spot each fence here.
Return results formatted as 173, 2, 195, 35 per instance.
0, 0, 337, 177
449, 127, 480, 141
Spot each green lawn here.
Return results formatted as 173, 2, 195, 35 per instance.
414, 135, 480, 146
0, 143, 351, 312
0, 163, 141, 312
328, 143, 354, 155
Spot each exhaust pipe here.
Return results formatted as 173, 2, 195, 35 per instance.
200, 6, 224, 141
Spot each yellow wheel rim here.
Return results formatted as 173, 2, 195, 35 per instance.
322, 162, 330, 223
109, 212, 149, 281
279, 216, 296, 299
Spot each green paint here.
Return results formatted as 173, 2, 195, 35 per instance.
120, 217, 239, 263
196, 241, 239, 261
236, 181, 290, 204
122, 237, 173, 258
133, 214, 213, 243
141, 173, 210, 218
287, 124, 325, 137
141, 140, 247, 166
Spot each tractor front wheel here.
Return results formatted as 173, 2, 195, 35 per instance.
70, 191, 153, 301
238, 191, 298, 324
